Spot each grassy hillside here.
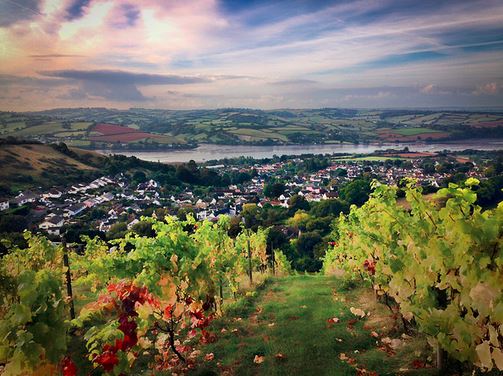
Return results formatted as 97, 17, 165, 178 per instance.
0, 141, 105, 191
1, 108, 502, 148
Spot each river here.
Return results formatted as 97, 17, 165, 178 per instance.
96, 140, 503, 163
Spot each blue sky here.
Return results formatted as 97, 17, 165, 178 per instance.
0, 0, 502, 110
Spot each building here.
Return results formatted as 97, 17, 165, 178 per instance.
10, 191, 38, 206
65, 203, 86, 217
39, 215, 64, 236
0, 199, 9, 211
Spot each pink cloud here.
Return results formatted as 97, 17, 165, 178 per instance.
473, 82, 500, 95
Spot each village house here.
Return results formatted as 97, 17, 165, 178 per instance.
65, 203, 86, 217
10, 191, 39, 206
42, 188, 63, 199
0, 199, 9, 211
39, 215, 64, 236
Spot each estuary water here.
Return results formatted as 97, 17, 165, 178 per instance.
97, 139, 503, 163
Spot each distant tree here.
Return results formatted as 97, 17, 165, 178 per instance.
131, 221, 155, 237
175, 165, 197, 184
288, 194, 310, 214
339, 178, 372, 206
309, 199, 348, 217
0, 184, 12, 197
476, 175, 503, 207
89, 208, 106, 220
334, 168, 347, 177
263, 182, 285, 199
0, 215, 28, 233
132, 170, 147, 185
286, 211, 311, 232
228, 215, 243, 238
107, 222, 128, 240
241, 203, 260, 230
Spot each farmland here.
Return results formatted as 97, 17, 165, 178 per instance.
1, 108, 502, 149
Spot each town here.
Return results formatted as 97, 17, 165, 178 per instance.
0, 149, 489, 242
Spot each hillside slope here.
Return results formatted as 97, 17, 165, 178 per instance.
0, 142, 105, 191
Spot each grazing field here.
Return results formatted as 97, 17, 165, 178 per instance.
378, 128, 450, 141
392, 127, 442, 136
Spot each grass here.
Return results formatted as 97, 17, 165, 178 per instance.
393, 128, 442, 136
9, 122, 64, 136
228, 128, 289, 142
192, 275, 437, 376
334, 156, 403, 162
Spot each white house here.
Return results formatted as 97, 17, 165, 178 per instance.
0, 200, 9, 211
39, 215, 64, 236
42, 188, 63, 199
65, 203, 86, 217
11, 191, 38, 206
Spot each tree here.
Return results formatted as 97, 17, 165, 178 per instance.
107, 222, 128, 240
241, 203, 260, 230
131, 221, 155, 237
132, 171, 147, 185
339, 178, 371, 206
288, 194, 310, 214
263, 182, 285, 199
309, 199, 348, 217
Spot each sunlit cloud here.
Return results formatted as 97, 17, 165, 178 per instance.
0, 0, 503, 110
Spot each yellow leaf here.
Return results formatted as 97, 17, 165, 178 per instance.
489, 325, 500, 347
254, 355, 265, 364
492, 348, 503, 371
173, 303, 185, 318
350, 307, 366, 318
170, 254, 178, 272
476, 341, 493, 371
403, 311, 414, 321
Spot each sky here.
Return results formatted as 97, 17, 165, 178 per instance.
0, 0, 503, 110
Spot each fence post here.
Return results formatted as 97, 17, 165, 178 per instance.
247, 237, 253, 285
62, 237, 75, 320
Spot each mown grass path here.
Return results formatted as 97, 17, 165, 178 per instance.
193, 275, 437, 376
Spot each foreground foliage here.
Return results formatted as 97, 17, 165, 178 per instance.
324, 179, 503, 371
0, 215, 289, 375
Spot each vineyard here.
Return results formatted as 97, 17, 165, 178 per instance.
0, 216, 290, 375
324, 179, 503, 373
0, 180, 502, 375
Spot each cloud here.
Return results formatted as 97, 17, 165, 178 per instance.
270, 79, 318, 86
38, 69, 210, 85
1, 0, 503, 109
29, 54, 85, 59
65, 0, 91, 21
473, 82, 500, 95
0, 0, 43, 26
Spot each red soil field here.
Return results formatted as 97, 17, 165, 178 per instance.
90, 123, 161, 143
93, 123, 140, 135
472, 121, 503, 128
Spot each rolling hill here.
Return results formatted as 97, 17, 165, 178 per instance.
0, 141, 105, 192
1, 108, 502, 149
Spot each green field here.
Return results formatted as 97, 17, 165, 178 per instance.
393, 127, 442, 136
2, 108, 502, 147
334, 156, 403, 162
